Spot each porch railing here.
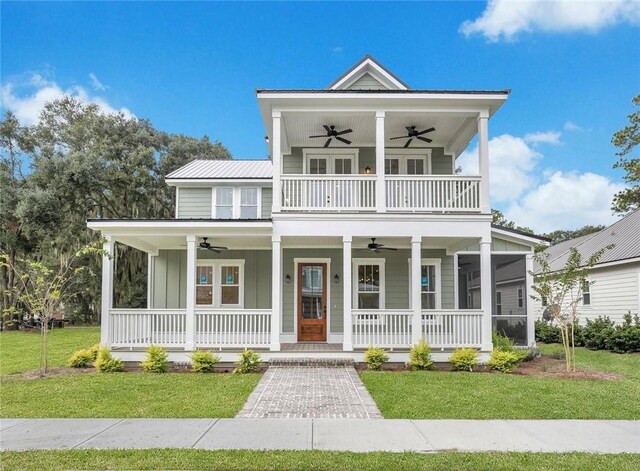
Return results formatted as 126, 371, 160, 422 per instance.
352, 309, 413, 348
110, 309, 187, 347
422, 310, 483, 348
281, 175, 377, 211
385, 176, 481, 212
195, 309, 271, 348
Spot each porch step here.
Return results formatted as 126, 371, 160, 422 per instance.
268, 357, 355, 368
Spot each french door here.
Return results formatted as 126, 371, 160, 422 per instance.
297, 263, 327, 341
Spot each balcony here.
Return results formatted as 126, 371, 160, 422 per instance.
281, 174, 481, 213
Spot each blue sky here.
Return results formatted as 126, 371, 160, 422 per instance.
2, 1, 639, 232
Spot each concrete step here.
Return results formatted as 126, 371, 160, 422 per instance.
268, 357, 355, 367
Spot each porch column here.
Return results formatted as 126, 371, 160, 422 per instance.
480, 237, 493, 350
342, 236, 353, 351
100, 236, 115, 346
375, 111, 386, 212
272, 111, 282, 213
525, 252, 535, 347
411, 236, 422, 345
270, 236, 282, 351
185, 235, 197, 351
477, 112, 490, 214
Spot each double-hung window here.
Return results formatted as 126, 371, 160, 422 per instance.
215, 188, 234, 218
517, 287, 524, 308
582, 280, 591, 305
496, 291, 502, 315
214, 187, 260, 219
240, 188, 258, 219
353, 260, 385, 310
195, 261, 244, 307
409, 259, 442, 310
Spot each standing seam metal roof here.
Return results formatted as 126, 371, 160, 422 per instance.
166, 159, 273, 179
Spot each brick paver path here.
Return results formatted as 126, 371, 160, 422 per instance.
236, 367, 382, 419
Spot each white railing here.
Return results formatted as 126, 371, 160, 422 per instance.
282, 175, 376, 211
422, 310, 483, 348
352, 310, 413, 348
386, 176, 481, 212
110, 309, 187, 347
196, 309, 271, 348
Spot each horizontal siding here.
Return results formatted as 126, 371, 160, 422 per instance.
431, 147, 453, 175
347, 73, 386, 90
177, 187, 212, 218
261, 187, 273, 218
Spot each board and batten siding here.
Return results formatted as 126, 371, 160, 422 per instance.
151, 249, 271, 310
176, 187, 212, 218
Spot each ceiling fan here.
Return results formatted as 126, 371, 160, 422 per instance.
198, 237, 228, 253
309, 125, 353, 148
356, 238, 398, 254
390, 126, 435, 148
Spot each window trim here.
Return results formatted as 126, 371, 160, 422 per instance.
212, 187, 262, 219
384, 149, 433, 175
352, 258, 385, 310
302, 148, 360, 175
407, 258, 442, 310
195, 259, 245, 308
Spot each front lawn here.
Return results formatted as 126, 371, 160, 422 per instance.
362, 345, 640, 419
2, 450, 639, 471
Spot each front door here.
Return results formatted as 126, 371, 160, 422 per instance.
297, 263, 327, 341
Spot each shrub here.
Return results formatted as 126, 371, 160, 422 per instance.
141, 344, 169, 373
67, 349, 94, 368
364, 346, 389, 371
487, 350, 522, 373
535, 320, 562, 344
492, 331, 516, 352
95, 347, 124, 373
191, 350, 221, 373
233, 350, 263, 374
606, 313, 640, 353
449, 348, 479, 372
408, 339, 433, 371
582, 316, 616, 350
87, 343, 100, 361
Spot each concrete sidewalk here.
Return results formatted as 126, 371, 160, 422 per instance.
2, 419, 639, 453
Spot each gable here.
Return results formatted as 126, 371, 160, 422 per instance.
346, 72, 389, 90
328, 55, 409, 91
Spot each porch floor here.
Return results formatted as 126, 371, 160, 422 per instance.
281, 343, 343, 352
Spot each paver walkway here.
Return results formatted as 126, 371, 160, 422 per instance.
236, 366, 382, 418
2, 419, 639, 453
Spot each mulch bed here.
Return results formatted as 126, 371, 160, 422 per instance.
514, 355, 623, 380
15, 367, 96, 380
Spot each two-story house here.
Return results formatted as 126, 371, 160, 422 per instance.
88, 56, 547, 363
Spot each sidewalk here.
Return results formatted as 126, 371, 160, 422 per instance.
2, 419, 639, 453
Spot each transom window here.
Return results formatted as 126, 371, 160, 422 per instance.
353, 259, 385, 309
195, 261, 244, 307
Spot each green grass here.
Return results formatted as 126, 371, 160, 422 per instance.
362, 344, 640, 419
1, 450, 639, 471
0, 327, 100, 375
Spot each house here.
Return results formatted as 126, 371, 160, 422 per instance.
534, 209, 640, 324
88, 55, 548, 363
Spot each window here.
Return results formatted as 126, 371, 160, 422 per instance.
384, 158, 399, 175
385, 153, 430, 175
408, 259, 441, 309
517, 287, 524, 308
215, 188, 233, 218
582, 280, 591, 305
240, 188, 258, 219
542, 296, 548, 307
407, 158, 424, 175
304, 150, 357, 174
334, 158, 352, 174
195, 261, 244, 307
309, 158, 327, 174
353, 260, 385, 309
496, 291, 502, 315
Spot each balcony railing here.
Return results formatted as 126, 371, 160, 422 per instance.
280, 174, 481, 212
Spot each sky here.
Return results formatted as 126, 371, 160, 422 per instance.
2, 0, 639, 233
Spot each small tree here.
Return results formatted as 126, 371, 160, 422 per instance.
530, 246, 610, 372
0, 241, 108, 374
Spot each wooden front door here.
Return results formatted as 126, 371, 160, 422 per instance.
297, 263, 327, 341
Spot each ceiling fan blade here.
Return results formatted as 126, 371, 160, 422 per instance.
336, 128, 352, 135
209, 246, 228, 250
374, 249, 380, 254
335, 136, 351, 145
404, 139, 412, 148
378, 247, 398, 251
417, 127, 435, 135
416, 136, 432, 143
389, 136, 406, 140
405, 126, 414, 133
207, 247, 222, 253
323, 125, 331, 133
309, 134, 327, 139
324, 138, 332, 148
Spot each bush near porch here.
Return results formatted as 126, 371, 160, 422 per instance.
361, 344, 640, 420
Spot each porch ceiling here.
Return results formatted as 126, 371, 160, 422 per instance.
115, 234, 272, 252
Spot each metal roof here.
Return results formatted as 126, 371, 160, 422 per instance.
535, 209, 640, 271
256, 89, 511, 95
166, 159, 273, 180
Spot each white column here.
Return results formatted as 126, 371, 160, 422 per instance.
185, 235, 197, 351
147, 253, 154, 309
270, 236, 282, 351
343, 236, 353, 351
480, 238, 493, 350
525, 253, 535, 347
477, 113, 490, 214
375, 111, 386, 212
453, 252, 459, 310
272, 111, 282, 213
411, 236, 422, 345
100, 236, 115, 346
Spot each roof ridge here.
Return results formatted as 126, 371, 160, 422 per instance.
544, 221, 614, 267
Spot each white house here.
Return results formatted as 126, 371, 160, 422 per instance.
534, 209, 640, 324
88, 56, 548, 363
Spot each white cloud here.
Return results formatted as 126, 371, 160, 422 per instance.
460, 0, 640, 42
458, 133, 542, 202
564, 120, 584, 131
1, 73, 133, 125
89, 72, 107, 91
524, 131, 562, 145
505, 171, 625, 232
332, 46, 344, 54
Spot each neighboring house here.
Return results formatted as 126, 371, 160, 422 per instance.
88, 55, 548, 362
534, 209, 640, 324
